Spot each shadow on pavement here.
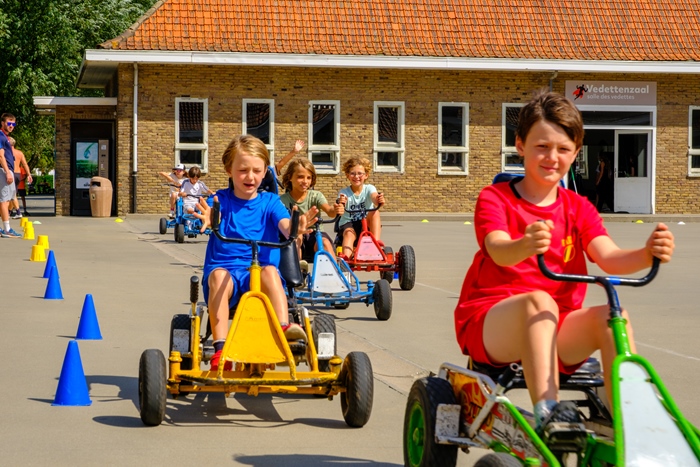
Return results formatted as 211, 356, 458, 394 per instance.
234, 454, 401, 466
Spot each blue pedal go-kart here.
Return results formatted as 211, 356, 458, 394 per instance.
158, 184, 179, 235
294, 215, 393, 320
403, 256, 700, 467
161, 195, 214, 243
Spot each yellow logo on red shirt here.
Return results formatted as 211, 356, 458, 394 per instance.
562, 235, 575, 262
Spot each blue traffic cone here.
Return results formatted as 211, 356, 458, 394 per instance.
43, 250, 58, 279
52, 340, 92, 406
76, 294, 102, 340
44, 264, 63, 300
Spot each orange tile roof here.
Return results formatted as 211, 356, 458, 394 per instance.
102, 0, 700, 61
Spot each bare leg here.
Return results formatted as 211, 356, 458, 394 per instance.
207, 269, 233, 341
261, 266, 288, 324
342, 229, 357, 257
557, 305, 636, 407
482, 291, 560, 404
368, 210, 382, 240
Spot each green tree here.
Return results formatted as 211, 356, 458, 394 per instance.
0, 0, 157, 173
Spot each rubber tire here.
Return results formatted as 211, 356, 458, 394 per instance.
403, 377, 458, 467
312, 313, 336, 372
174, 224, 185, 243
169, 314, 193, 370
159, 218, 168, 235
372, 279, 392, 320
398, 245, 416, 291
381, 270, 394, 283
332, 302, 350, 310
474, 453, 522, 467
138, 349, 167, 426
340, 351, 374, 427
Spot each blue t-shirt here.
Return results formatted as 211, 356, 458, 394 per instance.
203, 189, 290, 281
0, 131, 14, 172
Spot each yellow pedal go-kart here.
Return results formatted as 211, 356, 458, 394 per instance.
138, 209, 374, 427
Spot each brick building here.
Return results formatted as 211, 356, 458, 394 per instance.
34, 0, 700, 216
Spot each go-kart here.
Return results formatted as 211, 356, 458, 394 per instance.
294, 214, 392, 320
158, 184, 179, 235
403, 255, 700, 466
160, 194, 214, 243
335, 204, 416, 291
138, 208, 374, 428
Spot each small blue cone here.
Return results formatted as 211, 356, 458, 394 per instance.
44, 265, 63, 300
53, 340, 92, 406
43, 250, 58, 279
394, 271, 399, 279
76, 294, 102, 340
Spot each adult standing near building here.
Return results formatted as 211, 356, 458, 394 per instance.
0, 113, 20, 237
8, 136, 32, 218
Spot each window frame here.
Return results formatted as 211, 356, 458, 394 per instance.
242, 99, 275, 162
689, 106, 700, 176
373, 101, 405, 173
438, 102, 469, 175
501, 103, 525, 173
175, 97, 209, 172
308, 100, 341, 174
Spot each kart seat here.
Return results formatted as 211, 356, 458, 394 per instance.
279, 240, 304, 289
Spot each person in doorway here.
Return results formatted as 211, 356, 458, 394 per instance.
453, 89, 675, 436
595, 153, 613, 213
8, 137, 32, 218
0, 114, 21, 237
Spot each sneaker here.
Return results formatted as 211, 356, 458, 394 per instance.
4, 228, 21, 238
0, 229, 9, 238
538, 401, 587, 451
299, 260, 309, 274
11, 211, 22, 219
169, 211, 175, 219
281, 323, 307, 341
209, 349, 232, 371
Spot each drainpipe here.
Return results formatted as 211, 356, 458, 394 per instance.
132, 63, 138, 213
549, 71, 558, 91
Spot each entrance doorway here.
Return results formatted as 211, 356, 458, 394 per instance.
614, 131, 652, 214
70, 121, 115, 216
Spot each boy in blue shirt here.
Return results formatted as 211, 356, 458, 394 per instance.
193, 135, 316, 371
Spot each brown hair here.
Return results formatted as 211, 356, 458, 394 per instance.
221, 134, 270, 172
342, 157, 371, 176
187, 166, 201, 178
516, 89, 584, 148
281, 158, 317, 192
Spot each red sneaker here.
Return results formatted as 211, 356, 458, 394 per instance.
210, 349, 232, 371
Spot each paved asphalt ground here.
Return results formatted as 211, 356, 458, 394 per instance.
2, 210, 700, 466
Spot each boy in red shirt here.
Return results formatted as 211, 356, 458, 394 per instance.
454, 90, 675, 431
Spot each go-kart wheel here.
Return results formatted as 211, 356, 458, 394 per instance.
174, 224, 185, 243
340, 351, 374, 427
474, 453, 522, 467
398, 245, 416, 291
138, 349, 167, 426
312, 313, 336, 372
169, 314, 192, 370
332, 302, 350, 310
372, 279, 392, 320
403, 377, 458, 467
381, 271, 394, 284
159, 218, 168, 235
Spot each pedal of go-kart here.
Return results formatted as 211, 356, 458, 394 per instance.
543, 421, 588, 452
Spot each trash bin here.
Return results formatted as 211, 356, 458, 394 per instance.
89, 176, 113, 217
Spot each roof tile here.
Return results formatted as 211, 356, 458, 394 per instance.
103, 0, 700, 61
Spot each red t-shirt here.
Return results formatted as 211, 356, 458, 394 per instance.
454, 180, 608, 351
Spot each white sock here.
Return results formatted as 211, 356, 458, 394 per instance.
3, 221, 10, 231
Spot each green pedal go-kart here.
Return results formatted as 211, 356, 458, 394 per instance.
403, 256, 700, 466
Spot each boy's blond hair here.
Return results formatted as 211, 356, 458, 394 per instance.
281, 158, 317, 192
342, 157, 371, 176
222, 134, 270, 172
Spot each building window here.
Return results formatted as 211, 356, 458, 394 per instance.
175, 97, 208, 172
243, 99, 274, 161
374, 102, 405, 173
438, 103, 469, 175
690, 107, 700, 176
308, 101, 340, 173
502, 103, 524, 172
